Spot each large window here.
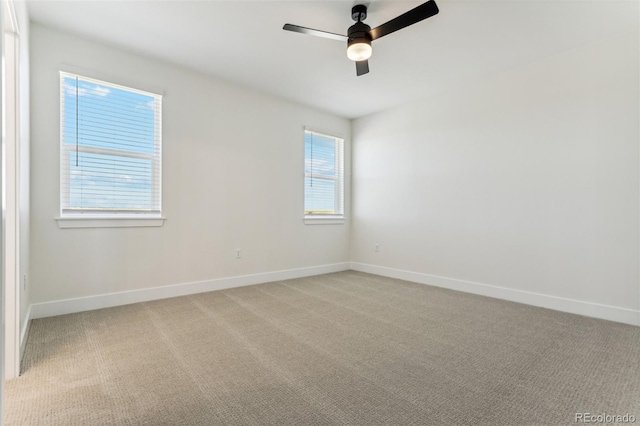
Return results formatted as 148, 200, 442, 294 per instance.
60, 72, 162, 217
304, 129, 344, 219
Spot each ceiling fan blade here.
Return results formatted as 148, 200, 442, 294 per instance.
369, 0, 439, 41
283, 24, 348, 42
356, 60, 369, 76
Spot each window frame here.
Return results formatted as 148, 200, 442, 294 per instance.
56, 72, 164, 228
303, 129, 345, 225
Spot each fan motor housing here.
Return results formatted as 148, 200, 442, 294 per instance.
347, 21, 372, 45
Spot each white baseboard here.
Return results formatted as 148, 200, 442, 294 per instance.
350, 262, 640, 326
27, 261, 640, 326
30, 262, 350, 319
20, 304, 31, 362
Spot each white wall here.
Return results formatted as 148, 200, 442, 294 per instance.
30, 24, 350, 306
352, 29, 640, 323
29, 15, 640, 326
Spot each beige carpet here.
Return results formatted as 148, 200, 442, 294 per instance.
5, 271, 640, 425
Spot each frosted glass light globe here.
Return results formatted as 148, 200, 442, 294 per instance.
347, 42, 372, 61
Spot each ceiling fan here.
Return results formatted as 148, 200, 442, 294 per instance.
283, 1, 439, 76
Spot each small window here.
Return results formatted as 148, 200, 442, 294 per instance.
59, 72, 162, 217
304, 129, 344, 220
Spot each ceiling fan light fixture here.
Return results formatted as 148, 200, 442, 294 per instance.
283, 1, 440, 76
347, 39, 372, 61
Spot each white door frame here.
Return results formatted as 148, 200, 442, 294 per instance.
3, 0, 20, 381
0, 0, 7, 423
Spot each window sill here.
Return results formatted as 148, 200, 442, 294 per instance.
304, 216, 345, 225
55, 216, 166, 229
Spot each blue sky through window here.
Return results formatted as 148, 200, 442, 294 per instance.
304, 131, 342, 215
68, 152, 153, 210
62, 76, 159, 211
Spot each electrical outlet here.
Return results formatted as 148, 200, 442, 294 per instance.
374, 243, 380, 252
235, 249, 242, 259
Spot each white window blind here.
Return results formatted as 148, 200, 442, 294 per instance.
60, 72, 162, 216
304, 130, 344, 217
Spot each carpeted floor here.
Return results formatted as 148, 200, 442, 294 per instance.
5, 271, 640, 425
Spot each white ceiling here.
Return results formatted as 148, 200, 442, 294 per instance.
27, 0, 638, 119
